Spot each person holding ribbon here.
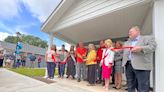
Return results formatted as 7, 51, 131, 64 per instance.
58, 44, 68, 78
45, 45, 57, 79
76, 42, 87, 82
122, 26, 157, 92
85, 43, 97, 86
113, 41, 124, 89
100, 39, 115, 90
96, 40, 105, 84
66, 45, 76, 79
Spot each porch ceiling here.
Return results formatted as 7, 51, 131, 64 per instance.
53, 1, 152, 44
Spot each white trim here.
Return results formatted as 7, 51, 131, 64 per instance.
41, 0, 75, 32
41, 0, 65, 31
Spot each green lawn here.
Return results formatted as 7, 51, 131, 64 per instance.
8, 68, 59, 77
8, 68, 46, 77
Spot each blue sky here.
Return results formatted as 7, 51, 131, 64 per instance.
0, 0, 70, 49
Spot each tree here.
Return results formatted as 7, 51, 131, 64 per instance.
4, 36, 18, 44
4, 35, 48, 48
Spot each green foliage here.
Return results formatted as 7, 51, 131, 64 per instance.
22, 35, 48, 48
4, 34, 48, 48
4, 36, 18, 44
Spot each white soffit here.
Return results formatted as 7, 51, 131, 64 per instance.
52, 0, 152, 44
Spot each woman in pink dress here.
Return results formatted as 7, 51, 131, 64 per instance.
100, 39, 115, 90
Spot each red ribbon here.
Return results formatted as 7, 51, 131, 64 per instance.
60, 58, 69, 64
54, 46, 133, 64
101, 46, 133, 65
111, 46, 133, 51
52, 54, 69, 64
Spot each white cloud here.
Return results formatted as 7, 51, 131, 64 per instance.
22, 0, 61, 22
0, 0, 20, 19
0, 32, 11, 41
0, 0, 61, 22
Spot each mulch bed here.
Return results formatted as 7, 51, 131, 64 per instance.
32, 76, 56, 84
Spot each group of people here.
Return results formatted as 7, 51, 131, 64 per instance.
0, 51, 43, 68
45, 26, 156, 92
17, 53, 43, 68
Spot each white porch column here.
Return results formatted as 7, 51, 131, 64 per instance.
153, 0, 164, 92
44, 33, 54, 78
48, 33, 54, 50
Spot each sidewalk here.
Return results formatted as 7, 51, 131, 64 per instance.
0, 68, 126, 92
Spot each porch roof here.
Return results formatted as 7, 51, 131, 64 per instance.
41, 0, 153, 44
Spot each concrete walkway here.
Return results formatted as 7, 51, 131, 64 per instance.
0, 68, 126, 92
